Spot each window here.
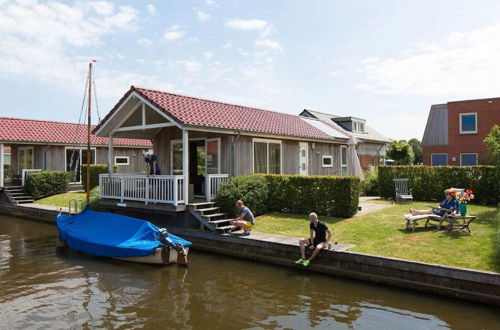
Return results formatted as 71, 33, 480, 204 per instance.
359, 123, 364, 133
340, 146, 348, 175
65, 147, 96, 182
322, 155, 333, 168
460, 113, 477, 134
353, 122, 358, 132
18, 147, 34, 171
171, 141, 183, 175
114, 156, 129, 165
431, 153, 447, 166
460, 153, 478, 166
253, 139, 281, 174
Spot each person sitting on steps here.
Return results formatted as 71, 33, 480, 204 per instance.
229, 200, 255, 236
295, 212, 333, 267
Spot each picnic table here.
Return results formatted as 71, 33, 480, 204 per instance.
425, 214, 476, 233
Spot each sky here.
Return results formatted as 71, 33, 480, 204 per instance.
1, 0, 500, 140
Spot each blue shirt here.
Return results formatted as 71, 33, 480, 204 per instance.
240, 207, 255, 225
433, 198, 458, 216
145, 154, 161, 175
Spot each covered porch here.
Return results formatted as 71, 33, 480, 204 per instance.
94, 92, 229, 206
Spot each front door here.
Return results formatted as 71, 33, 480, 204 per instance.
189, 140, 206, 196
299, 142, 308, 175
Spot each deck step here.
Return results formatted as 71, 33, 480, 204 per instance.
197, 207, 220, 213
208, 218, 232, 224
215, 225, 233, 231
188, 202, 215, 209
202, 213, 226, 219
16, 200, 34, 204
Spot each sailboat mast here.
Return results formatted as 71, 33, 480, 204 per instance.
86, 62, 92, 205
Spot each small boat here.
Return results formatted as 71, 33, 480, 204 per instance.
57, 208, 191, 265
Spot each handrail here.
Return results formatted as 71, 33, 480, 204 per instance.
22, 169, 42, 186
206, 174, 229, 201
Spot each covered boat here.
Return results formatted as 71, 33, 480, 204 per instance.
57, 208, 192, 265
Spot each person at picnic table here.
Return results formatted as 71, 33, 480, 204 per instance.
229, 200, 255, 236
409, 189, 458, 216
295, 212, 333, 267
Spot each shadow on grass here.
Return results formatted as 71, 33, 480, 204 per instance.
397, 226, 437, 234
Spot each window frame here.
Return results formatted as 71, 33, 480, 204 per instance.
252, 138, 282, 174
460, 153, 478, 166
170, 139, 184, 175
340, 145, 348, 175
64, 146, 96, 183
322, 155, 333, 168
114, 156, 130, 166
431, 153, 448, 166
459, 112, 477, 134
18, 146, 34, 172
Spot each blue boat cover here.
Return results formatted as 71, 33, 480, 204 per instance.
56, 208, 192, 258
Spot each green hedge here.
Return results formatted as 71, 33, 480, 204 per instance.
378, 165, 499, 205
25, 171, 70, 200
215, 174, 361, 218
81, 164, 117, 191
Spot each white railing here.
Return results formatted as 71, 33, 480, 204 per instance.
206, 174, 229, 201
99, 174, 185, 206
22, 169, 42, 186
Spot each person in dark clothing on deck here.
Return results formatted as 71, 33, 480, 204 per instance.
143, 151, 161, 176
295, 212, 332, 267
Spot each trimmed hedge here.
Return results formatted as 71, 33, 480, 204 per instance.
378, 165, 499, 205
81, 164, 117, 191
25, 171, 70, 200
215, 174, 361, 218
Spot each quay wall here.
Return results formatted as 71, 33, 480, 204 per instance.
1, 202, 499, 307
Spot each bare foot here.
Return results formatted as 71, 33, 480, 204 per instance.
410, 208, 416, 216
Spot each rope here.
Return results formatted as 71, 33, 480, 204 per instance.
93, 77, 102, 122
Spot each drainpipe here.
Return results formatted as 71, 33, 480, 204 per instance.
231, 131, 241, 176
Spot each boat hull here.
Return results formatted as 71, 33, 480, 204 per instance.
113, 246, 190, 265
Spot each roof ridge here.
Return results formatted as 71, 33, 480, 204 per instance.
0, 116, 97, 128
133, 86, 302, 119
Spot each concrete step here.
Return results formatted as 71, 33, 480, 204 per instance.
202, 213, 226, 219
5, 188, 24, 192
16, 199, 34, 204
188, 202, 215, 210
208, 218, 232, 224
215, 225, 233, 231
197, 207, 220, 213
9, 192, 26, 196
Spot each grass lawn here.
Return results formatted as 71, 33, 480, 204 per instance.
34, 187, 99, 209
254, 201, 500, 272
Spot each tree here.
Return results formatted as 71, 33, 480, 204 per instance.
387, 140, 415, 165
484, 125, 500, 165
408, 138, 422, 164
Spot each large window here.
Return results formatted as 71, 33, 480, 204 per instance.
18, 147, 34, 171
253, 139, 281, 174
431, 153, 447, 166
460, 113, 477, 134
460, 153, 478, 166
171, 141, 183, 175
65, 147, 96, 182
340, 146, 347, 175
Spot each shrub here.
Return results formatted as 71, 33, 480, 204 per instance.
361, 167, 379, 196
214, 175, 269, 217
81, 164, 117, 191
215, 174, 361, 218
378, 165, 499, 205
25, 171, 70, 200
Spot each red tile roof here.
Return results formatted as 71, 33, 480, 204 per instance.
0, 117, 152, 147
96, 86, 349, 141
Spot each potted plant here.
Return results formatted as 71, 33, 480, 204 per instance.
456, 189, 474, 216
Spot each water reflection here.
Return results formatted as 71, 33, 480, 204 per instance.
0, 215, 498, 329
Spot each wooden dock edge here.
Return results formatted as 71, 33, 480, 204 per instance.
1, 202, 499, 306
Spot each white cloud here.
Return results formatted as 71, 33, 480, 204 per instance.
205, 0, 216, 6
147, 4, 156, 16
176, 60, 202, 72
164, 25, 185, 41
137, 38, 152, 47
222, 43, 232, 49
358, 23, 500, 98
225, 19, 269, 31
204, 52, 213, 60
88, 1, 114, 16
255, 39, 283, 52
197, 10, 210, 22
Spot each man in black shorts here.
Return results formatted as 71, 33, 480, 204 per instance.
295, 212, 332, 267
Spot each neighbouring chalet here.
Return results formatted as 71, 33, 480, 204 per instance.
300, 110, 391, 169
0, 117, 152, 188
93, 86, 365, 207
422, 97, 500, 166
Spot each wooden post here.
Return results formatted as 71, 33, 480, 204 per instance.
182, 129, 189, 204
108, 135, 114, 174
0, 143, 4, 188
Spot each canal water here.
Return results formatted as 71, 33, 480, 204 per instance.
0, 215, 498, 330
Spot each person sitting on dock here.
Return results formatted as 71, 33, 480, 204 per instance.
295, 212, 332, 267
229, 200, 255, 236
143, 151, 161, 176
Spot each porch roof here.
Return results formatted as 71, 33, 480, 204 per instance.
0, 117, 152, 148
94, 86, 350, 142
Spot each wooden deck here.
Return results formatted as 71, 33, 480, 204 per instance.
222, 230, 355, 252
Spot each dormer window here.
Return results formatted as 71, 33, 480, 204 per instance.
352, 121, 364, 133
359, 123, 364, 133
353, 122, 358, 132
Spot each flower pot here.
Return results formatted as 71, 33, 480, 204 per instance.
459, 203, 467, 216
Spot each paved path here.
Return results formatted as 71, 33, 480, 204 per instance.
356, 196, 391, 217
19, 203, 71, 214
